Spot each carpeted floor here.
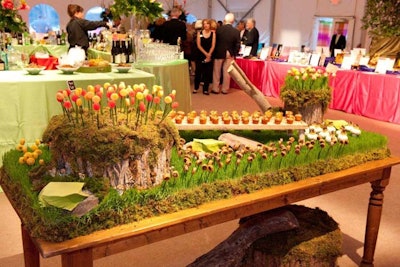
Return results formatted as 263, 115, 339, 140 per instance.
1, 84, 399, 267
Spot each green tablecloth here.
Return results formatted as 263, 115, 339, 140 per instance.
134, 60, 191, 113
13, 45, 69, 57
0, 69, 155, 163
88, 49, 192, 113
87, 48, 111, 61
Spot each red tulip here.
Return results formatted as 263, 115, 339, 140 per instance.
63, 101, 72, 109
153, 96, 161, 104
71, 94, 79, 102
108, 100, 116, 109
93, 102, 101, 111
56, 92, 64, 102
139, 101, 146, 112
171, 101, 179, 109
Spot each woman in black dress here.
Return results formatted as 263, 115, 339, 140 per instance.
193, 19, 216, 95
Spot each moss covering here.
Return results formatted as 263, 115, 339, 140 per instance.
0, 127, 391, 242
242, 205, 342, 266
41, 114, 180, 176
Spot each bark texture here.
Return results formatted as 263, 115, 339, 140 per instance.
228, 60, 272, 112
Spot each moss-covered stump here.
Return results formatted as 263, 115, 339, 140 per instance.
242, 205, 342, 267
41, 114, 180, 191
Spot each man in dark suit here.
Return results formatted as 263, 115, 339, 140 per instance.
329, 28, 346, 57
236, 20, 248, 43
162, 7, 186, 45
212, 13, 241, 94
243, 18, 259, 57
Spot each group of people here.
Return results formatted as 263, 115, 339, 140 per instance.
187, 13, 259, 95
65, 4, 258, 95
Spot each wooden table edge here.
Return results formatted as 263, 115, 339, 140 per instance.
32, 156, 400, 259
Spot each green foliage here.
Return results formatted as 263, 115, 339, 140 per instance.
0, 130, 390, 242
280, 67, 332, 113
110, 0, 164, 23
362, 0, 400, 37
0, 6, 27, 33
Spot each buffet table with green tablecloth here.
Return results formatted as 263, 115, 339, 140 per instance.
87, 49, 192, 113
13, 45, 68, 57
0, 69, 155, 162
134, 60, 191, 113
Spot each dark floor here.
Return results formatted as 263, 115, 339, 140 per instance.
1, 86, 399, 267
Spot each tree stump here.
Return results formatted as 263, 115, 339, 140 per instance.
242, 205, 342, 267
285, 103, 325, 124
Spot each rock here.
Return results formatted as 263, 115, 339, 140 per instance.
72, 195, 99, 217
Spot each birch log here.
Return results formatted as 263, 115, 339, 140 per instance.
227, 61, 272, 112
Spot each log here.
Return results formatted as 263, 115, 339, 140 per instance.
188, 208, 299, 267
227, 61, 272, 112
218, 133, 262, 150
242, 205, 342, 267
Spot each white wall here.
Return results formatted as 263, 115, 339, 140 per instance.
18, 0, 368, 50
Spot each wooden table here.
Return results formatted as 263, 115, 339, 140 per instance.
12, 157, 400, 267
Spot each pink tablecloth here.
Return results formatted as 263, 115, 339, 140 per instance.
353, 72, 400, 123
230, 58, 400, 124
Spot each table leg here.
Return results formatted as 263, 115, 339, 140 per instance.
61, 248, 93, 267
21, 224, 40, 267
360, 168, 391, 267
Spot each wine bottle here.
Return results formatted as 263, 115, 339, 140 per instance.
120, 39, 127, 64
111, 40, 117, 64
17, 33, 23, 45
126, 38, 133, 63
56, 31, 61, 45
60, 30, 67, 45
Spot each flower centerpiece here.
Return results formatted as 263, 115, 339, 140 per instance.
41, 82, 180, 192
0, 0, 29, 33
280, 66, 334, 124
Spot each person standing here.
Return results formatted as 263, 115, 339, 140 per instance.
243, 18, 259, 57
161, 7, 187, 45
236, 20, 248, 43
329, 28, 346, 57
193, 19, 216, 95
211, 13, 241, 95
66, 4, 110, 54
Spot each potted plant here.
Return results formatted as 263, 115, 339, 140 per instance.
280, 66, 333, 124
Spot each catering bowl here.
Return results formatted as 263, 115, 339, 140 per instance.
24, 66, 46, 75
56, 65, 80, 74
113, 64, 133, 73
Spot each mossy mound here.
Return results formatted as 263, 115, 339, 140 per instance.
41, 114, 180, 190
242, 205, 342, 267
